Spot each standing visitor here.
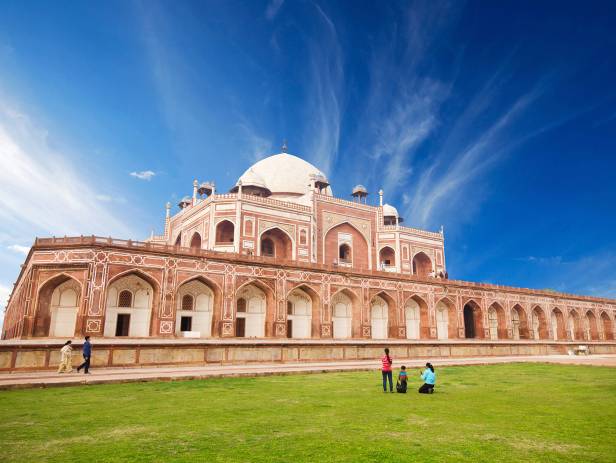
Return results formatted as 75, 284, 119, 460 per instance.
57, 340, 73, 373
77, 336, 92, 374
418, 362, 436, 394
381, 348, 393, 393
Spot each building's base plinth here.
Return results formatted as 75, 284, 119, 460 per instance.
2, 338, 616, 372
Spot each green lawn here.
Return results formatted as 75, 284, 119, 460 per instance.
1, 363, 615, 462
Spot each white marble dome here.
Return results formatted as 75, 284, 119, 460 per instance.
236, 153, 332, 202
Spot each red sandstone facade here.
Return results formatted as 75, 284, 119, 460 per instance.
2, 153, 616, 342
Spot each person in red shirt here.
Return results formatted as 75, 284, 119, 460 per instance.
381, 348, 393, 392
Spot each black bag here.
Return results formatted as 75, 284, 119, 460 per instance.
396, 380, 407, 393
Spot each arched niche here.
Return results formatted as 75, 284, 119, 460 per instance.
370, 295, 389, 339
531, 306, 548, 340
338, 243, 352, 264
189, 232, 202, 250
568, 309, 582, 340
435, 298, 457, 340
215, 220, 235, 244
599, 312, 614, 340
34, 275, 81, 337
412, 252, 432, 277
287, 286, 318, 339
331, 290, 358, 339
175, 279, 215, 337
379, 246, 396, 270
235, 283, 270, 338
104, 272, 156, 337
511, 304, 529, 340
370, 292, 397, 339
487, 302, 506, 340
584, 311, 599, 340
550, 308, 566, 341
404, 296, 428, 340
463, 300, 483, 339
259, 227, 293, 260
324, 223, 369, 270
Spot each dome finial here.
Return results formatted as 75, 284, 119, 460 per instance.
281, 139, 288, 153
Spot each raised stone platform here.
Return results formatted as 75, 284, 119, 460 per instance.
2, 338, 616, 372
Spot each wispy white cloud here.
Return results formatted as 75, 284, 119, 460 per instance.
349, 2, 457, 199
515, 255, 563, 265
0, 101, 135, 238
408, 89, 540, 227
237, 122, 273, 162
130, 170, 156, 181
7, 244, 29, 255
95, 194, 128, 203
265, 0, 284, 20
304, 4, 343, 176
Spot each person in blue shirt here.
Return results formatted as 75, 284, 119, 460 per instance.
76, 336, 92, 374
418, 362, 435, 394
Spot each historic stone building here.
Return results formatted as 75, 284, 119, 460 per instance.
3, 150, 616, 349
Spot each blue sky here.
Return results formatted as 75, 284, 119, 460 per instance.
1, 0, 616, 318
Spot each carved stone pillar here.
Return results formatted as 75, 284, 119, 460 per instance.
428, 291, 437, 338
157, 261, 177, 337
320, 281, 332, 338
83, 257, 108, 337
456, 295, 465, 338
220, 265, 235, 337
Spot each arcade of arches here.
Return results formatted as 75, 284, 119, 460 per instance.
23, 272, 616, 341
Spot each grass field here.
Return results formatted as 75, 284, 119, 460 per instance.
1, 363, 616, 462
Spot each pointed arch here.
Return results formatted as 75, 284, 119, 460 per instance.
370, 290, 397, 339
568, 309, 582, 340
215, 219, 235, 244
550, 307, 566, 340
331, 288, 360, 339
511, 304, 529, 339
435, 297, 457, 340
404, 294, 429, 339
235, 279, 275, 337
584, 310, 599, 340
487, 302, 507, 340
530, 305, 548, 340
104, 270, 159, 337
463, 299, 484, 339
338, 243, 352, 263
189, 232, 202, 250
258, 226, 294, 260
323, 222, 371, 270
287, 284, 319, 338
174, 233, 182, 246
176, 276, 221, 337
34, 273, 82, 337
412, 251, 432, 277
599, 311, 614, 340
378, 246, 396, 269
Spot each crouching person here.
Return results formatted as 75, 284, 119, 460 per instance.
418, 362, 435, 394
57, 340, 73, 373
396, 365, 408, 393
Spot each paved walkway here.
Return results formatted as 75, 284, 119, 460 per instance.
1, 354, 615, 390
